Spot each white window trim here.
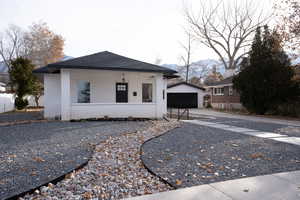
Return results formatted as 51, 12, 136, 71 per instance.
229, 86, 233, 96
142, 83, 153, 103
77, 80, 91, 103
213, 87, 224, 96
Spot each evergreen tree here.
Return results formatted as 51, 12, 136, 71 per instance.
9, 57, 35, 109
233, 26, 299, 114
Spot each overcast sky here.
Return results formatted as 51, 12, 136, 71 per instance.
0, 0, 274, 64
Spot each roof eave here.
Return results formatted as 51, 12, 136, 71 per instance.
33, 65, 176, 74
205, 83, 233, 88
167, 82, 205, 90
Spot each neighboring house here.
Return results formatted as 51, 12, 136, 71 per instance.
206, 76, 242, 110
33, 51, 177, 120
167, 82, 206, 108
0, 82, 6, 92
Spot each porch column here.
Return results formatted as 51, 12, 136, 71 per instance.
155, 74, 164, 118
61, 69, 71, 121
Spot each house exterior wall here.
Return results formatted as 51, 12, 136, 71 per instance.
167, 84, 206, 108
71, 103, 157, 119
44, 74, 61, 118
69, 69, 157, 104
44, 69, 167, 120
210, 85, 243, 110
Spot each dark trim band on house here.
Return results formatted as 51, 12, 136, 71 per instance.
33, 51, 177, 76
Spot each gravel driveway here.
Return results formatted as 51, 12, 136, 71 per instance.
0, 120, 151, 199
141, 122, 300, 188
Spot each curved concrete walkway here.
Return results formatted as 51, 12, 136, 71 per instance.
125, 170, 300, 200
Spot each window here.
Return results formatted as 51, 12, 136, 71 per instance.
229, 86, 233, 96
77, 81, 90, 103
213, 87, 224, 95
117, 84, 127, 91
142, 83, 153, 102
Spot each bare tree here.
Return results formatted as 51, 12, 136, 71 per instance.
24, 22, 64, 67
179, 32, 193, 82
193, 62, 210, 82
274, 0, 300, 52
204, 65, 223, 85
0, 25, 25, 70
184, 0, 270, 71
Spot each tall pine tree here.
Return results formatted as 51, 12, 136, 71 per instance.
233, 26, 299, 114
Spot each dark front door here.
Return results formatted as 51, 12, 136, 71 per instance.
116, 83, 128, 103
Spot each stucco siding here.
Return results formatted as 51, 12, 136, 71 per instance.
43, 69, 167, 120
71, 103, 156, 119
44, 74, 61, 118
69, 70, 156, 104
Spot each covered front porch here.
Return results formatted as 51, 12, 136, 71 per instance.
44, 69, 167, 120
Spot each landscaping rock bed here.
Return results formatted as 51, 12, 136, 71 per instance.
21, 120, 180, 200
1, 121, 155, 199
141, 122, 300, 188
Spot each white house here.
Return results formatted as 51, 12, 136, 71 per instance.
167, 82, 206, 108
33, 51, 177, 120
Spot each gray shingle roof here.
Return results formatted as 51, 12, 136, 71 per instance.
33, 51, 177, 74
207, 76, 234, 86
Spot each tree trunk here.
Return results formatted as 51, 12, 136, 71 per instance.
186, 65, 189, 82
34, 96, 39, 107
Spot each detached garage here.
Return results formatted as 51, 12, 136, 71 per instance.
167, 82, 206, 108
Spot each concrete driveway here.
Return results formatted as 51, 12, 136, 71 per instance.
190, 109, 300, 127
0, 120, 150, 199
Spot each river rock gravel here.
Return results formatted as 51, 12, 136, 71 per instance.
21, 120, 180, 200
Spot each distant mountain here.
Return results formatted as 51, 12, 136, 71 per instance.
0, 61, 8, 73
163, 55, 300, 78
61, 55, 74, 61
163, 59, 225, 78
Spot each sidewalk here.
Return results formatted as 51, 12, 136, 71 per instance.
184, 120, 300, 146
190, 109, 300, 127
125, 170, 300, 200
